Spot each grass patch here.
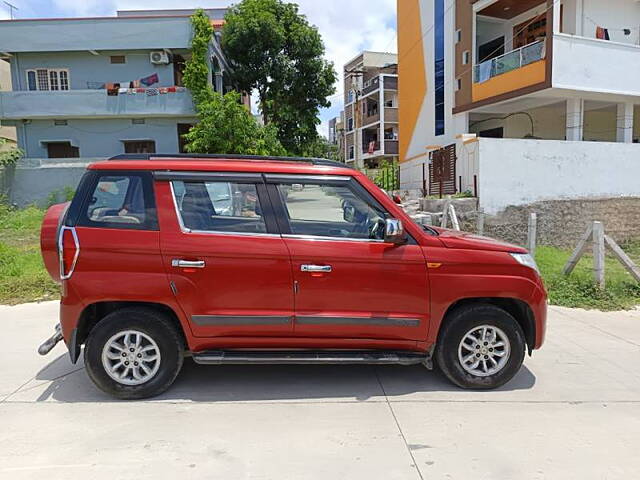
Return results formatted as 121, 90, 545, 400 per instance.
0, 204, 639, 310
536, 243, 640, 311
0, 204, 59, 305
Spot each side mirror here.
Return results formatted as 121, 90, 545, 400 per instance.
384, 218, 407, 245
391, 194, 403, 205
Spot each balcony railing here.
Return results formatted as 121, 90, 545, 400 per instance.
362, 77, 381, 96
474, 39, 546, 83
0, 89, 195, 120
384, 140, 399, 155
362, 141, 381, 154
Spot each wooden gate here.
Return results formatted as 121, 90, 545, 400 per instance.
429, 144, 457, 197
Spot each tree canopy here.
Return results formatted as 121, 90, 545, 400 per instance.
182, 10, 286, 156
222, 0, 337, 155
182, 91, 286, 156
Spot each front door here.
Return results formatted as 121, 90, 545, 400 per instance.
266, 174, 430, 341
156, 173, 294, 338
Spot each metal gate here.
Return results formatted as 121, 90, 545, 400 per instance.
429, 143, 457, 197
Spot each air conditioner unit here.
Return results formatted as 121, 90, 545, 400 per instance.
150, 51, 170, 65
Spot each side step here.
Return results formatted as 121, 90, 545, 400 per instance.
192, 350, 432, 368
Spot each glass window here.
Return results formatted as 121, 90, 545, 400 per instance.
27, 71, 37, 91
434, 0, 445, 136
26, 69, 70, 91
172, 181, 266, 234
49, 70, 59, 90
124, 140, 156, 154
37, 69, 49, 91
277, 182, 386, 240
85, 175, 146, 226
59, 70, 69, 90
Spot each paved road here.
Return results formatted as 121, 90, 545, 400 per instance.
1, 302, 639, 480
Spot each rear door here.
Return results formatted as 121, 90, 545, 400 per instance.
266, 174, 430, 342
155, 172, 295, 338
64, 170, 169, 308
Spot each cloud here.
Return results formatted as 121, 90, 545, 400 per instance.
48, 0, 397, 136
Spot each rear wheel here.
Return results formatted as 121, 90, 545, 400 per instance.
435, 304, 525, 389
84, 308, 184, 399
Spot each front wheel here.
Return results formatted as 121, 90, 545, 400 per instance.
84, 308, 184, 400
435, 304, 526, 390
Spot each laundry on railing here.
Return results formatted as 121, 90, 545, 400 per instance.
596, 26, 610, 41
477, 61, 492, 83
86, 79, 186, 96
140, 73, 159, 86
86, 73, 161, 94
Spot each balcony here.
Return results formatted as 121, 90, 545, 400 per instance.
362, 141, 381, 155
474, 40, 546, 83
362, 77, 381, 96
553, 33, 640, 97
471, 40, 547, 103
384, 140, 399, 155
383, 77, 398, 90
0, 89, 195, 120
384, 107, 398, 123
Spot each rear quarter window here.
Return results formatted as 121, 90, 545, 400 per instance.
75, 171, 158, 230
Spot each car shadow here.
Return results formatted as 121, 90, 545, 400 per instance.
26, 353, 537, 403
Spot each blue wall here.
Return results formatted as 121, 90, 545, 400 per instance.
17, 117, 196, 158
11, 50, 180, 91
0, 16, 194, 53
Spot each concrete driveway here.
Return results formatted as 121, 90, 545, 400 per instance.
0, 302, 639, 480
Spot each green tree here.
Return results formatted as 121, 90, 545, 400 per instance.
0, 138, 22, 168
302, 137, 340, 161
183, 91, 286, 156
222, 0, 337, 155
182, 10, 286, 156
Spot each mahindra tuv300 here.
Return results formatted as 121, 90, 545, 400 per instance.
38, 154, 547, 399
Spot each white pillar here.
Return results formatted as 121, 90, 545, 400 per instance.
576, 0, 584, 36
553, 0, 562, 34
616, 103, 634, 143
566, 98, 584, 141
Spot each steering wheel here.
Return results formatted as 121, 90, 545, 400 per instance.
368, 217, 385, 240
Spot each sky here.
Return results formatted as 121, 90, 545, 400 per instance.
1, 0, 398, 138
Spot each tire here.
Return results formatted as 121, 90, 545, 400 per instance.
84, 307, 184, 400
435, 304, 525, 390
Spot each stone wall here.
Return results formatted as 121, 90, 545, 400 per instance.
479, 197, 640, 247
403, 195, 640, 248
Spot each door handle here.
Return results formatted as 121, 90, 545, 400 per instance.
301, 264, 332, 273
172, 259, 206, 269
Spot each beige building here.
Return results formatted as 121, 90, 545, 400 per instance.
328, 114, 345, 161
341, 51, 399, 170
0, 60, 16, 151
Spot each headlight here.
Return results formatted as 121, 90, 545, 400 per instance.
510, 252, 540, 274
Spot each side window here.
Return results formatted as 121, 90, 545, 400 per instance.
172, 180, 266, 234
78, 173, 157, 230
276, 181, 386, 240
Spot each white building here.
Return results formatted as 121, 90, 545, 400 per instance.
398, 0, 640, 213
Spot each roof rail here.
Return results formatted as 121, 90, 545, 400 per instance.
107, 153, 354, 170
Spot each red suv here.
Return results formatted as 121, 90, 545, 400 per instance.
39, 154, 547, 399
